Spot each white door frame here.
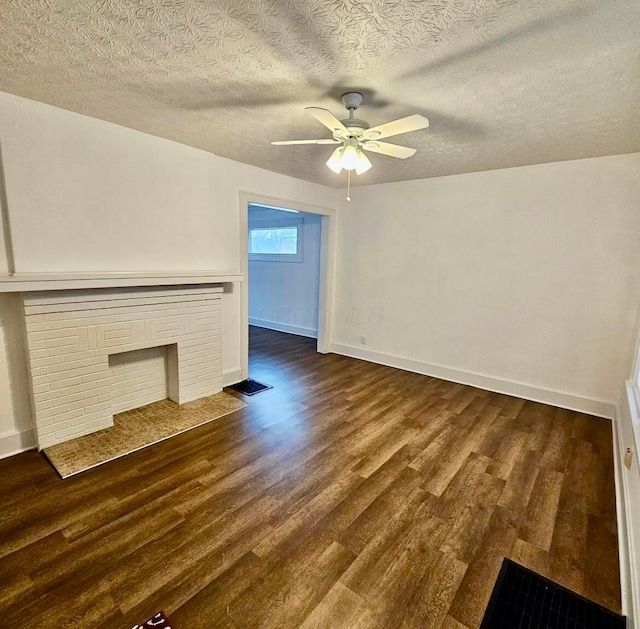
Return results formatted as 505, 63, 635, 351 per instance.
239, 191, 337, 380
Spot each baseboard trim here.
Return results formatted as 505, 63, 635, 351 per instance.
330, 343, 615, 419
0, 428, 36, 460
223, 368, 243, 387
249, 318, 317, 339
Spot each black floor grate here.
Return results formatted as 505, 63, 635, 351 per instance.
227, 379, 272, 396
481, 559, 625, 629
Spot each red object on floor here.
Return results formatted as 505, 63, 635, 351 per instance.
131, 611, 172, 628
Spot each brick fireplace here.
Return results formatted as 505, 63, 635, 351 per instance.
22, 284, 224, 449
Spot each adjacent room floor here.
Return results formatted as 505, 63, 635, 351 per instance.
0, 326, 620, 628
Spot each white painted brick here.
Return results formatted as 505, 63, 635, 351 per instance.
48, 359, 87, 373
83, 401, 111, 415
59, 316, 95, 329
49, 375, 85, 390
104, 325, 131, 338
45, 344, 87, 358
43, 364, 100, 384
25, 285, 223, 448
39, 420, 69, 436
42, 327, 81, 340
82, 417, 114, 432
45, 335, 80, 349
26, 320, 63, 332
38, 414, 55, 427
25, 304, 61, 316
37, 404, 69, 419
53, 407, 86, 423
30, 350, 97, 368
32, 383, 51, 395
52, 392, 87, 409
53, 425, 87, 440
184, 346, 221, 358
69, 396, 96, 411
47, 381, 97, 399
84, 385, 111, 399
80, 372, 112, 385
77, 327, 88, 351
181, 359, 220, 375
70, 413, 99, 427
81, 356, 105, 367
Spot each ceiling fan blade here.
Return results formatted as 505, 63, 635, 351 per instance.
305, 107, 349, 136
361, 141, 417, 159
271, 139, 341, 145
363, 114, 429, 140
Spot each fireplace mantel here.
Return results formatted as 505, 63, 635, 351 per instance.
0, 271, 243, 293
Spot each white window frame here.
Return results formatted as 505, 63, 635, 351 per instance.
248, 217, 303, 263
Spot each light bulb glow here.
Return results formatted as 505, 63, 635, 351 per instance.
326, 141, 373, 177
341, 144, 359, 171
354, 149, 372, 175
326, 147, 344, 174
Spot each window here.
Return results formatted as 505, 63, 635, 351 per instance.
249, 220, 303, 262
250, 227, 298, 255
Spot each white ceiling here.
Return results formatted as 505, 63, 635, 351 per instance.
1, 0, 638, 187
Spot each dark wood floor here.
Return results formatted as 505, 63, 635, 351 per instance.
0, 326, 620, 628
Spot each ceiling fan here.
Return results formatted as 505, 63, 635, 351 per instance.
272, 92, 429, 177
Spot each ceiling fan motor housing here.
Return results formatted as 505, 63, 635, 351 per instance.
340, 93, 369, 136
340, 118, 369, 132
341, 91, 364, 110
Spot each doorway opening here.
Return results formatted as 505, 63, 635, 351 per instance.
248, 203, 321, 340
239, 193, 336, 382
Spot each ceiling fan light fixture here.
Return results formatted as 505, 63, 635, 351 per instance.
341, 144, 359, 171
354, 149, 372, 175
326, 146, 344, 173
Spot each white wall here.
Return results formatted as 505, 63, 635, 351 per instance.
333, 153, 640, 416
0, 90, 338, 456
248, 206, 322, 338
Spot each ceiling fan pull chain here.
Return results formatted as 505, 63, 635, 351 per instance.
346, 170, 351, 202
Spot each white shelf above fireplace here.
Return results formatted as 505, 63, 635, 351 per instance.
0, 271, 243, 293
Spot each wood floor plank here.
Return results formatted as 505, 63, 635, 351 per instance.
510, 538, 550, 575
346, 521, 448, 628
399, 551, 467, 629
298, 582, 366, 629
547, 487, 588, 593
447, 506, 518, 627
228, 541, 355, 629
0, 326, 621, 627
583, 513, 622, 611
521, 467, 564, 551
441, 616, 470, 629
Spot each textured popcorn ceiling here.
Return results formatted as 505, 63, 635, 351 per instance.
1, 0, 638, 187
